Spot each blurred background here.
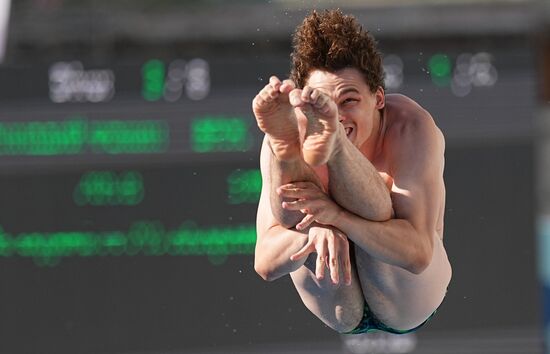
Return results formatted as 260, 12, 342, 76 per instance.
0, 0, 547, 353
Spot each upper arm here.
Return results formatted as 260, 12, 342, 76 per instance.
387, 109, 445, 245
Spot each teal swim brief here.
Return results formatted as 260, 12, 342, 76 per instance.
342, 300, 436, 335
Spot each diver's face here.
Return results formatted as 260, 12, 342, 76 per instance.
305, 68, 385, 149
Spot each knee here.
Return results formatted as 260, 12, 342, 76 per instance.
328, 304, 363, 333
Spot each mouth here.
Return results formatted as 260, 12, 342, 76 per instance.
344, 127, 353, 138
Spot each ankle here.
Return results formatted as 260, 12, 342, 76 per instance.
267, 137, 302, 162
327, 126, 347, 162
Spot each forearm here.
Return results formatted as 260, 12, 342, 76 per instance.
333, 210, 432, 274
328, 127, 392, 221
254, 225, 309, 281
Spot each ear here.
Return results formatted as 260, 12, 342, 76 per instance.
374, 86, 385, 110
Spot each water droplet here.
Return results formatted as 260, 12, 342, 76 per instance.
233, 328, 238, 333
251, 42, 255, 46
419, 88, 424, 92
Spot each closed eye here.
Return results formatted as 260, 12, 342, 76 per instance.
341, 98, 359, 105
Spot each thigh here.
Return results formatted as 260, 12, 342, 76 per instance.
354, 238, 451, 330
290, 253, 365, 333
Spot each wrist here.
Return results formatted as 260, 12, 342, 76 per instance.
331, 207, 347, 229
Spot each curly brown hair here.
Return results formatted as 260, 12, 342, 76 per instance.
290, 9, 385, 92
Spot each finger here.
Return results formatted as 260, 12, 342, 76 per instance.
277, 182, 320, 195
315, 241, 327, 280
296, 214, 315, 231
285, 181, 320, 190
340, 236, 352, 285
282, 199, 310, 211
327, 234, 339, 284
277, 184, 302, 196
277, 187, 315, 199
290, 241, 314, 261
293, 181, 328, 194
300, 183, 321, 194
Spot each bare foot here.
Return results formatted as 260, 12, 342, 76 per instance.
252, 76, 301, 161
290, 86, 339, 166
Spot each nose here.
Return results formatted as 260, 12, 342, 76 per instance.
338, 112, 347, 123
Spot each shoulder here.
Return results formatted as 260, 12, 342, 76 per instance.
383, 94, 444, 154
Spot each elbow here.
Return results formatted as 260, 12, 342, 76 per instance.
254, 260, 278, 282
408, 243, 432, 275
409, 256, 429, 275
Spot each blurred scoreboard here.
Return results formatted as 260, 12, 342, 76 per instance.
0, 57, 271, 267
0, 38, 534, 265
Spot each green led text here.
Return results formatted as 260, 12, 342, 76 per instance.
142, 59, 166, 101
0, 118, 168, 156
191, 116, 252, 153
227, 169, 261, 204
428, 53, 452, 86
74, 171, 144, 206
0, 222, 256, 266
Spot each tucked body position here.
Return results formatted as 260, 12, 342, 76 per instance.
253, 9, 452, 334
